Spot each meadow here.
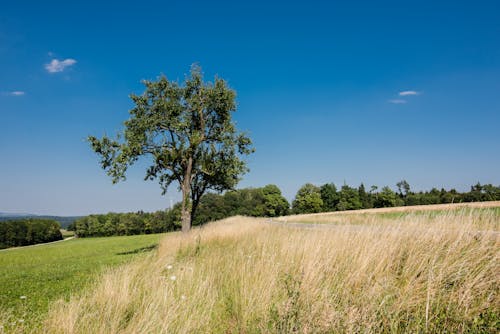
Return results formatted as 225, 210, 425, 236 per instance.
0, 233, 164, 333
36, 204, 498, 333
275, 202, 500, 227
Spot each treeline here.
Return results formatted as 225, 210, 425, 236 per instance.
291, 181, 500, 214
0, 215, 81, 229
0, 219, 63, 249
193, 184, 289, 224
69, 210, 180, 237
194, 181, 500, 218
71, 185, 289, 237
71, 182, 499, 237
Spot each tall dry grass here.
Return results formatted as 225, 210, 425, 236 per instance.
43, 209, 499, 333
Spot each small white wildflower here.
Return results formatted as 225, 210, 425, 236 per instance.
18, 319, 24, 323
170, 275, 176, 281
181, 295, 186, 300
20, 296, 27, 300
166, 264, 173, 270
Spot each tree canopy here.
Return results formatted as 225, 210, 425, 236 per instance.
0, 219, 62, 249
292, 183, 323, 214
70, 181, 500, 238
89, 65, 254, 232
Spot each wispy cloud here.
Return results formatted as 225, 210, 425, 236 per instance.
399, 90, 420, 96
9, 91, 25, 96
45, 58, 77, 73
388, 99, 407, 104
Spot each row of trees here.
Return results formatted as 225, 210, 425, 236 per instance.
70, 185, 289, 237
291, 181, 500, 214
192, 184, 289, 224
0, 219, 62, 249
69, 210, 180, 237
70, 181, 499, 237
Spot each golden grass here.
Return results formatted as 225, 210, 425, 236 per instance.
42, 209, 499, 333
276, 201, 500, 224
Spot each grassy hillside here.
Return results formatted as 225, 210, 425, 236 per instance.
0, 233, 164, 333
275, 201, 500, 225
40, 205, 499, 333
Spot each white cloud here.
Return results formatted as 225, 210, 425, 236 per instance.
399, 90, 420, 96
388, 99, 407, 104
45, 58, 77, 73
9, 91, 25, 96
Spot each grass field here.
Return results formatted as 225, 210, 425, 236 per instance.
39, 204, 499, 333
0, 233, 164, 333
274, 201, 500, 226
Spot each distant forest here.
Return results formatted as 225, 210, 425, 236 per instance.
70, 181, 500, 237
0, 219, 63, 249
0, 215, 80, 229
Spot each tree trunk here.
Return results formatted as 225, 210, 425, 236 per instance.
180, 157, 193, 233
180, 197, 191, 233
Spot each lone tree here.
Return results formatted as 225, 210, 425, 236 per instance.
88, 65, 254, 232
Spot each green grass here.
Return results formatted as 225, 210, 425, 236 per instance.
0, 233, 164, 331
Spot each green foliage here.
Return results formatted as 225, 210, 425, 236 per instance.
336, 184, 363, 211
0, 216, 81, 229
313, 181, 500, 213
292, 183, 323, 214
68, 181, 500, 238
259, 184, 290, 217
73, 210, 179, 238
396, 180, 411, 197
74, 184, 289, 235
374, 186, 403, 208
192, 185, 289, 225
464, 182, 500, 202
0, 219, 62, 249
88, 64, 253, 231
358, 183, 372, 209
320, 183, 339, 211
0, 233, 163, 331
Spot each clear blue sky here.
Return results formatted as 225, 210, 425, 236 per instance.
1, 0, 499, 215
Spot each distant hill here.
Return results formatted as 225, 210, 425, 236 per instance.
0, 212, 30, 217
0, 213, 82, 229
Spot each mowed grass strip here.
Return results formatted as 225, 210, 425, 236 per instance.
0, 233, 164, 331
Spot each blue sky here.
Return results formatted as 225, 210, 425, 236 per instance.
1, 0, 499, 215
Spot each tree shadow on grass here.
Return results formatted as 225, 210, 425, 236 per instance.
116, 244, 158, 255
